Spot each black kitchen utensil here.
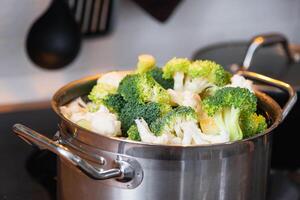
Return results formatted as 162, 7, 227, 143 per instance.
26, 0, 81, 69
132, 0, 182, 22
193, 33, 300, 170
68, 0, 114, 36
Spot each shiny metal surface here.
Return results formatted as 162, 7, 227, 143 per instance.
12, 124, 142, 187
242, 34, 294, 70
12, 71, 296, 200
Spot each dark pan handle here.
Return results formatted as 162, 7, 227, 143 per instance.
242, 33, 295, 70
237, 70, 297, 121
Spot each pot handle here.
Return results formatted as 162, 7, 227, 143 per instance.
237, 70, 297, 120
242, 33, 295, 70
12, 123, 137, 182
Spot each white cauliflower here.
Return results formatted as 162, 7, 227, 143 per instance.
184, 76, 213, 94
134, 118, 210, 145
134, 118, 171, 144
199, 130, 230, 144
228, 74, 253, 92
60, 99, 121, 137
97, 71, 131, 88
167, 89, 201, 111
60, 97, 87, 119
90, 111, 122, 136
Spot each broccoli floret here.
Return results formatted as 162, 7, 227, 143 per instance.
102, 94, 126, 113
150, 106, 197, 135
185, 60, 231, 93
147, 67, 174, 89
150, 106, 205, 145
158, 103, 172, 115
88, 83, 125, 113
136, 54, 156, 73
119, 101, 170, 134
127, 124, 141, 141
162, 57, 191, 91
162, 58, 231, 93
118, 73, 170, 104
239, 113, 267, 138
88, 83, 117, 105
202, 87, 257, 141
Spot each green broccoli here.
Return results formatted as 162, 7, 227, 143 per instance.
88, 83, 125, 113
119, 101, 170, 134
118, 73, 170, 104
101, 93, 126, 113
149, 106, 204, 144
127, 124, 141, 141
88, 83, 117, 104
239, 112, 267, 138
147, 67, 174, 89
162, 58, 231, 93
150, 106, 197, 136
185, 60, 231, 93
202, 87, 257, 141
136, 54, 156, 73
162, 57, 191, 91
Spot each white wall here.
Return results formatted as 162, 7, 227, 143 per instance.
1, 0, 300, 104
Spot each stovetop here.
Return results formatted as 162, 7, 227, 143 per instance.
0, 108, 58, 200
0, 108, 299, 200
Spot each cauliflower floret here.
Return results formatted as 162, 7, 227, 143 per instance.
179, 121, 209, 145
184, 76, 213, 94
135, 118, 171, 144
97, 71, 131, 88
199, 130, 230, 144
60, 97, 88, 119
229, 74, 253, 92
167, 89, 201, 111
60, 99, 121, 137
90, 111, 121, 137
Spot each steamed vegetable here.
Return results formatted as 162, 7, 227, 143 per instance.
88, 83, 117, 104
119, 101, 170, 133
136, 54, 156, 73
118, 73, 170, 104
88, 83, 126, 113
101, 94, 126, 113
239, 112, 267, 138
185, 60, 231, 93
134, 118, 171, 144
150, 106, 206, 145
127, 124, 141, 141
147, 67, 174, 89
60, 55, 267, 145
162, 58, 231, 94
162, 58, 190, 91
202, 87, 260, 141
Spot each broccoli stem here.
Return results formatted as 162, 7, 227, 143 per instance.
224, 107, 243, 141
173, 72, 185, 91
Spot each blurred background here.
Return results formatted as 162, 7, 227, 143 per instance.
1, 0, 300, 105
1, 0, 300, 199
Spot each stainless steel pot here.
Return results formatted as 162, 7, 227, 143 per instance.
192, 33, 300, 169
12, 71, 296, 200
